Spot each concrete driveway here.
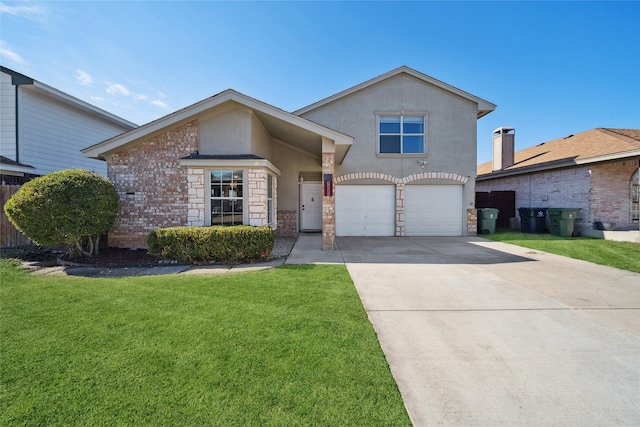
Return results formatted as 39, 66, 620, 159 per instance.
288, 235, 640, 426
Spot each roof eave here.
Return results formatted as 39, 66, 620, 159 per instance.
477, 149, 640, 181
82, 90, 353, 160
294, 65, 496, 119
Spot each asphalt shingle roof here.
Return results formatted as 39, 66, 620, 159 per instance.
477, 128, 640, 177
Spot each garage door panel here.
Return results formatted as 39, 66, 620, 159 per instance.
336, 185, 395, 236
405, 185, 462, 236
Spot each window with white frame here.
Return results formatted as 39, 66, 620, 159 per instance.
210, 170, 244, 225
267, 174, 274, 224
379, 115, 425, 154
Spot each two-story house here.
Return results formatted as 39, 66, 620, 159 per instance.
0, 66, 137, 184
82, 66, 496, 249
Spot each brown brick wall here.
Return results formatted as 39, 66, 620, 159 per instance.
590, 160, 638, 228
476, 160, 639, 230
476, 166, 591, 230
107, 120, 199, 247
276, 210, 297, 236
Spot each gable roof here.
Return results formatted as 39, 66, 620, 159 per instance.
1, 66, 137, 129
477, 128, 640, 179
82, 89, 354, 162
293, 65, 496, 118
0, 155, 35, 174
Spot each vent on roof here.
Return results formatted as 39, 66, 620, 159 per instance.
563, 134, 574, 139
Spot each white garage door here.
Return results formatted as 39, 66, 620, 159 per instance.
405, 185, 463, 236
336, 185, 395, 236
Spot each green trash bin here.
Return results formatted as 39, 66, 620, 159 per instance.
477, 208, 499, 234
548, 208, 579, 237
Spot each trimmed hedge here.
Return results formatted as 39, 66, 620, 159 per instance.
147, 225, 274, 264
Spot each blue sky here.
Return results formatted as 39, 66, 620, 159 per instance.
1, 1, 639, 164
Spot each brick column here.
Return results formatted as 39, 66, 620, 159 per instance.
467, 208, 478, 236
187, 168, 205, 226
248, 169, 268, 226
322, 138, 336, 250
396, 183, 405, 236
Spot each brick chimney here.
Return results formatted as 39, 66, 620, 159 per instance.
492, 127, 515, 171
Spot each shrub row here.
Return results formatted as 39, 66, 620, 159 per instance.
147, 225, 274, 264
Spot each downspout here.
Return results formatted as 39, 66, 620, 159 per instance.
14, 85, 19, 162
2, 67, 35, 163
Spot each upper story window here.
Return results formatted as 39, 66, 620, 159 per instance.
379, 115, 425, 154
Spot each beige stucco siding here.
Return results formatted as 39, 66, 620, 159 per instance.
300, 74, 478, 177
198, 108, 272, 159
250, 112, 272, 160
299, 74, 479, 232
271, 140, 321, 210
198, 108, 252, 155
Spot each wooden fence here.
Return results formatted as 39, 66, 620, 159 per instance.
0, 185, 32, 248
475, 190, 516, 229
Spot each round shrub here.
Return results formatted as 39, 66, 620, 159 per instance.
3, 168, 119, 257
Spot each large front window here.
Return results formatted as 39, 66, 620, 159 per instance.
379, 115, 425, 154
211, 170, 243, 225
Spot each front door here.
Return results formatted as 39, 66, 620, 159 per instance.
301, 182, 322, 230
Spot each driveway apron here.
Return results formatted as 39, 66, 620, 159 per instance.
338, 236, 640, 426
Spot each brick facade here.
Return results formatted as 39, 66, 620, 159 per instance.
187, 168, 206, 226
467, 208, 478, 235
476, 160, 639, 231
107, 120, 198, 248
395, 183, 405, 236
276, 210, 297, 236
322, 152, 336, 250
591, 160, 638, 228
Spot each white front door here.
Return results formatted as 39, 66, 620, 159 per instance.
301, 182, 323, 230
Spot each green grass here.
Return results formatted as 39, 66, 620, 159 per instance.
485, 230, 640, 273
0, 260, 410, 426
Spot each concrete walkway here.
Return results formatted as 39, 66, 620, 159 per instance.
289, 235, 640, 426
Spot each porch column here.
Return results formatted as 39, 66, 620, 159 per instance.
322, 137, 336, 250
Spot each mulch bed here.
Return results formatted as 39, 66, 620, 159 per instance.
59, 248, 161, 267
2, 246, 161, 267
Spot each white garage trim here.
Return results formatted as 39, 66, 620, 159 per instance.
336, 185, 395, 236
405, 185, 463, 236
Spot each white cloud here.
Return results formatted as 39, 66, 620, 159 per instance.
0, 40, 26, 65
102, 79, 170, 112
75, 69, 93, 86
0, 2, 46, 17
151, 99, 169, 109
90, 96, 104, 102
105, 82, 130, 96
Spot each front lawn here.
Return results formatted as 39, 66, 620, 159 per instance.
485, 230, 640, 273
0, 260, 410, 426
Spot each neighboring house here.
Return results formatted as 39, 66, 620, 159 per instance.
476, 127, 640, 231
82, 66, 496, 249
0, 66, 137, 183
